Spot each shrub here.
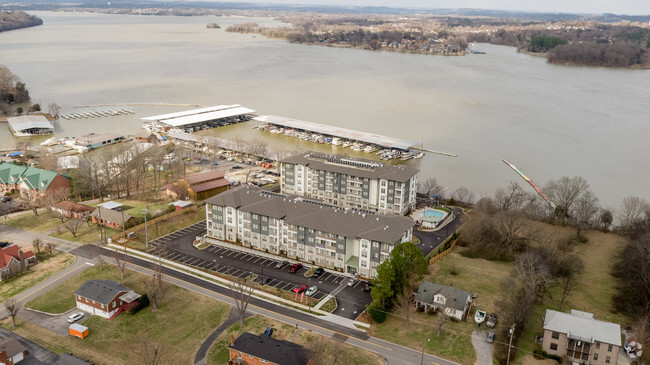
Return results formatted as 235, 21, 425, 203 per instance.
368, 303, 387, 323
129, 293, 150, 314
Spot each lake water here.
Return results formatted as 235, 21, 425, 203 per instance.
1, 11, 648, 208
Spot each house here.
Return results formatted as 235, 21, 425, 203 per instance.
134, 131, 158, 144
164, 170, 231, 201
0, 242, 36, 281
52, 353, 94, 365
0, 338, 27, 365
415, 281, 473, 321
228, 333, 313, 365
90, 207, 133, 229
74, 280, 140, 319
542, 309, 621, 365
69, 133, 125, 152
0, 162, 71, 198
51, 201, 95, 220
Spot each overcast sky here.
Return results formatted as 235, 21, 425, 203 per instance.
215, 0, 650, 16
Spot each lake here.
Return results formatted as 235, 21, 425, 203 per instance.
1, 11, 648, 208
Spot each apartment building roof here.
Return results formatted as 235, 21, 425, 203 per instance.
283, 151, 419, 183
206, 186, 414, 244
543, 309, 621, 346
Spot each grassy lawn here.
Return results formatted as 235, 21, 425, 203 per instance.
368, 311, 477, 364
49, 223, 119, 244
207, 315, 384, 365
19, 265, 230, 364
0, 252, 74, 302
88, 199, 172, 219
4, 213, 62, 233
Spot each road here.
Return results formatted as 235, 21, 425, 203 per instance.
413, 207, 467, 257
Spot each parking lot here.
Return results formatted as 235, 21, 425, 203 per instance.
147, 221, 372, 319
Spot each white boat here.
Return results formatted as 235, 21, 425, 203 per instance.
474, 310, 487, 324
413, 152, 425, 159
342, 141, 352, 148
364, 145, 378, 153
331, 137, 342, 146
40, 137, 57, 146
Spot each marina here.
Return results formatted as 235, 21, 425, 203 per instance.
60, 108, 134, 120
141, 104, 255, 133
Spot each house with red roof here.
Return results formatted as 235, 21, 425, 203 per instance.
51, 201, 95, 220
0, 242, 36, 281
164, 170, 230, 201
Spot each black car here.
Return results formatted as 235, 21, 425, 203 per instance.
263, 327, 274, 337
362, 283, 373, 293
312, 267, 325, 278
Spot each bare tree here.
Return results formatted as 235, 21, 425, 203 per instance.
45, 242, 56, 256
571, 190, 599, 239
631, 314, 650, 365
134, 336, 168, 365
230, 275, 254, 326
556, 254, 584, 308
32, 238, 42, 254
112, 245, 127, 280
420, 177, 446, 201
451, 187, 475, 206
618, 196, 649, 234
64, 218, 85, 238
97, 254, 105, 272
492, 210, 539, 254
3, 296, 21, 329
0, 65, 18, 97
437, 304, 450, 336
145, 258, 168, 312
545, 176, 590, 220
394, 286, 415, 324
494, 182, 526, 211
514, 250, 552, 300
42, 188, 70, 222
47, 102, 61, 118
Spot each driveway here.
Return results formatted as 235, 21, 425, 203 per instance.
19, 308, 90, 336
471, 330, 494, 365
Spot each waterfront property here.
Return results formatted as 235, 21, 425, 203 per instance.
69, 132, 125, 152
415, 281, 473, 321
205, 185, 414, 278
0, 162, 71, 199
281, 151, 419, 216
7, 115, 54, 136
412, 207, 450, 229
74, 280, 141, 319
141, 104, 255, 133
228, 332, 313, 365
542, 309, 621, 365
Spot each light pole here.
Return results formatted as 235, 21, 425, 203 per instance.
507, 324, 515, 365
213, 259, 217, 271
420, 338, 430, 365
143, 208, 149, 248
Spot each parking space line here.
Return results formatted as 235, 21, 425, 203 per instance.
247, 256, 256, 262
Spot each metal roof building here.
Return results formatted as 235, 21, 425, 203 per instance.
254, 115, 417, 151
7, 115, 54, 136
141, 104, 255, 128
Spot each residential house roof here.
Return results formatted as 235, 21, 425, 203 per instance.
7, 115, 54, 132
415, 281, 472, 312
191, 178, 230, 193
229, 332, 311, 365
206, 186, 414, 244
0, 162, 28, 185
0, 243, 35, 270
74, 280, 131, 306
52, 353, 94, 365
183, 171, 225, 185
0, 338, 26, 359
76, 133, 124, 147
52, 201, 95, 214
90, 207, 133, 226
96, 201, 123, 210
543, 309, 621, 346
0, 162, 66, 192
170, 200, 193, 208
283, 151, 419, 183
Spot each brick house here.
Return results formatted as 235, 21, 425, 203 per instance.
74, 280, 140, 319
0, 338, 27, 365
0, 242, 36, 281
90, 207, 134, 229
51, 201, 95, 220
414, 281, 473, 321
542, 309, 621, 365
164, 170, 230, 201
228, 332, 313, 365
0, 162, 71, 198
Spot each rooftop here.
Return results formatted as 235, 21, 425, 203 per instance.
141, 104, 255, 127
543, 309, 621, 346
415, 281, 472, 311
206, 186, 414, 244
97, 201, 123, 210
90, 207, 133, 226
284, 151, 419, 183
75, 280, 132, 305
229, 332, 312, 365
256, 115, 417, 150
76, 133, 124, 146
0, 338, 26, 359
52, 201, 95, 214
7, 115, 54, 132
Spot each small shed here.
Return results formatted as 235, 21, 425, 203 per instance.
169, 200, 193, 210
69, 323, 89, 339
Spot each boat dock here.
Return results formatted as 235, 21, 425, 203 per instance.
60, 108, 134, 120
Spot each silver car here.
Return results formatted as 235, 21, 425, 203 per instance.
67, 312, 84, 323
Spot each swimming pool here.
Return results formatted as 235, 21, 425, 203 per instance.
424, 209, 445, 218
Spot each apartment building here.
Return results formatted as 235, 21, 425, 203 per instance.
542, 309, 621, 365
205, 186, 414, 278
281, 152, 419, 215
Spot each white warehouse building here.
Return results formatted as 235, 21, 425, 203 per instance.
281, 151, 419, 216
205, 186, 415, 278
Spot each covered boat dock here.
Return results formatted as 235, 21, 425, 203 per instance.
141, 104, 255, 133
7, 116, 54, 136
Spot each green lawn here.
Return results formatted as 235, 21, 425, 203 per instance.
4, 213, 62, 233
19, 265, 230, 364
0, 253, 74, 301
49, 223, 118, 244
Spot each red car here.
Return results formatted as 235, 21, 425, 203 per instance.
292, 285, 307, 293
288, 263, 303, 273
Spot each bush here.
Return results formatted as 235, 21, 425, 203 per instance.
368, 303, 387, 323
129, 293, 150, 314
29, 103, 41, 112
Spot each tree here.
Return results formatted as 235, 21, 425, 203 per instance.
145, 258, 168, 312
420, 178, 446, 201
16, 107, 23, 115
595, 208, 613, 232
29, 103, 41, 112
570, 190, 599, 239
494, 182, 526, 211
437, 304, 450, 337
0, 65, 18, 99
618, 196, 649, 235
371, 242, 426, 309
47, 102, 61, 118
168, 180, 191, 201
134, 337, 167, 365
45, 242, 56, 256
112, 245, 127, 280
3, 296, 21, 329
394, 286, 415, 325
97, 253, 105, 272
32, 238, 42, 254
514, 249, 552, 300
64, 218, 85, 238
451, 187, 475, 206
613, 232, 650, 314
230, 275, 254, 326
556, 254, 584, 308
545, 176, 590, 221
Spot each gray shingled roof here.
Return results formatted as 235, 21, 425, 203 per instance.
52, 353, 93, 365
543, 309, 621, 346
0, 338, 26, 359
229, 332, 311, 365
90, 207, 133, 225
415, 281, 472, 311
283, 151, 419, 183
74, 280, 131, 305
206, 186, 414, 244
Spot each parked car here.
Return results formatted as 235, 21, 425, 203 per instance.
347, 278, 358, 287
362, 282, 373, 293
262, 277, 273, 285
486, 314, 497, 328
289, 263, 303, 273
624, 341, 637, 355
67, 312, 84, 323
292, 285, 307, 293
275, 260, 289, 269
486, 331, 495, 344
312, 267, 325, 278
305, 286, 317, 296
263, 327, 274, 337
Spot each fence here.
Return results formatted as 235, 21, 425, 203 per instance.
428, 238, 459, 264
111, 205, 199, 242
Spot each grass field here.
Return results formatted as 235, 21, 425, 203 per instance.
4, 213, 62, 232
49, 223, 119, 244
87, 199, 171, 219
17, 265, 230, 364
206, 315, 385, 365
0, 252, 74, 302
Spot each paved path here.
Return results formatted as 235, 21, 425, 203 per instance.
193, 307, 248, 365
471, 330, 494, 365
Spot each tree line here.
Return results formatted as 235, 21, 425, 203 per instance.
0, 11, 42, 33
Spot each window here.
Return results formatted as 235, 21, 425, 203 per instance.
608, 344, 613, 352
551, 331, 560, 339
550, 343, 558, 351
594, 353, 599, 360
606, 356, 611, 364
596, 342, 601, 350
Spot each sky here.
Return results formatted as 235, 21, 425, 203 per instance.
207, 0, 650, 16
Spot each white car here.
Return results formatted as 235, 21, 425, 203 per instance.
306, 286, 317, 296
347, 278, 358, 287
67, 312, 84, 323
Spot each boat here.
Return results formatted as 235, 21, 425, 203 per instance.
470, 50, 487, 54
342, 141, 352, 148
474, 310, 487, 324
331, 137, 342, 146
413, 152, 425, 159
40, 137, 57, 146
364, 145, 378, 153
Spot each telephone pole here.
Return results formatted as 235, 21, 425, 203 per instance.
507, 324, 515, 365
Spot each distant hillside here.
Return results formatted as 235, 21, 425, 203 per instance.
0, 11, 43, 32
